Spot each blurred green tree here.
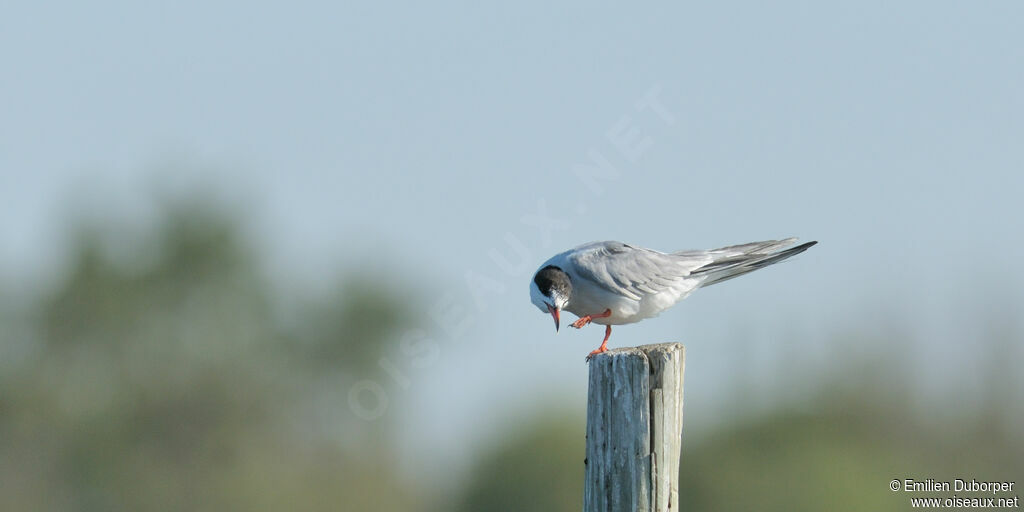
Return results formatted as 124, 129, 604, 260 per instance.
452, 414, 584, 512
0, 201, 418, 511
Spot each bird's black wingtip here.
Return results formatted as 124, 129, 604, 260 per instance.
790, 240, 818, 254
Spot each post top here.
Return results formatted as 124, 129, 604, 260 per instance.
591, 342, 685, 360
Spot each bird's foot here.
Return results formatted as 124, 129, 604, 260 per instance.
584, 324, 613, 363
571, 316, 593, 329
571, 309, 612, 329
584, 346, 608, 362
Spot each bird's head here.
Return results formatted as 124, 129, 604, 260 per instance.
530, 265, 571, 332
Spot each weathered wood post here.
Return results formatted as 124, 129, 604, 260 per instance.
584, 343, 685, 512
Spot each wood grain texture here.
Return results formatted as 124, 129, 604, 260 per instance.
584, 343, 685, 512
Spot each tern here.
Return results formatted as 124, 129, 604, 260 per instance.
529, 238, 816, 360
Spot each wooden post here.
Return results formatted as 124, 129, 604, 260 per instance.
584, 343, 685, 512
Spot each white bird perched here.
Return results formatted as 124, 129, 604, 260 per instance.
529, 238, 817, 360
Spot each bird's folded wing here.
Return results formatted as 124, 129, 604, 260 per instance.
674, 237, 797, 259
568, 242, 711, 301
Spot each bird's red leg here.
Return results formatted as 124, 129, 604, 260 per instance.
571, 309, 612, 329
585, 325, 613, 361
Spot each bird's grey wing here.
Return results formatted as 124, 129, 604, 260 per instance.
674, 238, 798, 259
681, 238, 815, 287
567, 242, 710, 301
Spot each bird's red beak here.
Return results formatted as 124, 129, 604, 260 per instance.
546, 303, 560, 332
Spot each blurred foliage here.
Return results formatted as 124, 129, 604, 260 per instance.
451, 416, 584, 512
679, 395, 1023, 511
0, 198, 1020, 511
450, 377, 1022, 512
0, 203, 417, 511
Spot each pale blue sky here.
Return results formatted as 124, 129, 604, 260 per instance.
3, 1, 1023, 481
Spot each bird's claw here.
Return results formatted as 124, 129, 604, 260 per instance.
571, 317, 592, 329
584, 347, 607, 363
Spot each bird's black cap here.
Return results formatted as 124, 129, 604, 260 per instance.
533, 265, 571, 299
